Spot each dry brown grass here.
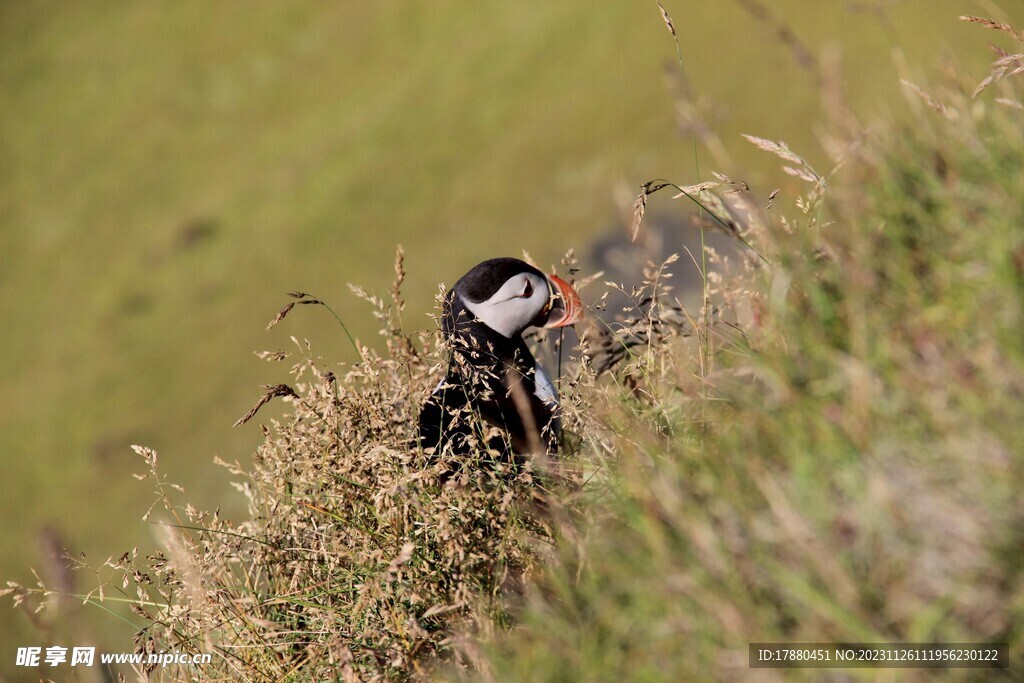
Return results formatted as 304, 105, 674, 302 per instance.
960, 14, 1024, 99
4, 249, 583, 681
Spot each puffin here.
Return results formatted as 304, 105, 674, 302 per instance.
419, 257, 583, 464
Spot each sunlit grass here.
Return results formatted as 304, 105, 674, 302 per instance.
2, 0, 1022, 675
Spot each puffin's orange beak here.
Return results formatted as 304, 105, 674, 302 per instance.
542, 274, 583, 329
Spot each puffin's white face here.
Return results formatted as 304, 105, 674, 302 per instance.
460, 271, 551, 338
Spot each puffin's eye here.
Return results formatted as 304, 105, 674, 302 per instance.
521, 280, 533, 298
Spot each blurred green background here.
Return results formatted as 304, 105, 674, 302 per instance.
2, 0, 1020, 676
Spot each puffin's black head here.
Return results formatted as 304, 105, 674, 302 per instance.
444, 258, 583, 340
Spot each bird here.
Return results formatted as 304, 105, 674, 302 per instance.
418, 257, 583, 466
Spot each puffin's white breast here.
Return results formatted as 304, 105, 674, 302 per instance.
534, 364, 558, 406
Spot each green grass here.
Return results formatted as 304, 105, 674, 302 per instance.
25, 64, 1019, 680
459, 61, 1024, 682
1, 0, 1022, 677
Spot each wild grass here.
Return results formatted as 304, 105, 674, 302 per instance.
459, 17, 1024, 682
6, 7, 1024, 683
2, 2, 1018, 664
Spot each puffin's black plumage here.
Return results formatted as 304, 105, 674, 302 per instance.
419, 258, 582, 463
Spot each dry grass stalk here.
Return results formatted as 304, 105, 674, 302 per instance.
233, 384, 299, 427
959, 15, 1024, 41
742, 134, 828, 219
267, 293, 324, 331
900, 79, 955, 118
742, 134, 806, 167
629, 188, 648, 242
630, 181, 673, 241
734, 0, 818, 74
971, 53, 1024, 98
656, 1, 676, 37
670, 180, 721, 197
960, 16, 1024, 98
